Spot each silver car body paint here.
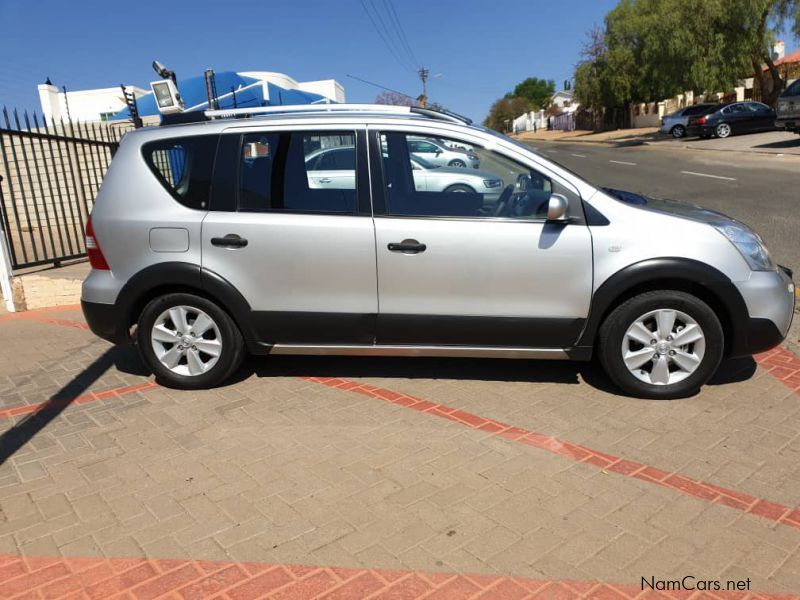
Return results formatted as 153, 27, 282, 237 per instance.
82, 110, 794, 359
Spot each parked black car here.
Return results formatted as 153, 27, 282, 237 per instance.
687, 102, 777, 139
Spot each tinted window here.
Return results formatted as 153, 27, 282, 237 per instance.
239, 131, 357, 214
746, 102, 770, 112
380, 132, 559, 219
683, 104, 712, 116
784, 79, 800, 96
143, 135, 218, 210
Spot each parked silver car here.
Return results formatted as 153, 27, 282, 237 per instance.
776, 79, 800, 134
82, 104, 794, 399
304, 145, 503, 201
407, 136, 479, 168
659, 103, 718, 138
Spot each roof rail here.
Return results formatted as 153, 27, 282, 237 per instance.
203, 103, 472, 125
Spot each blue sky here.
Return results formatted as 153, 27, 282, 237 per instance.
0, 0, 796, 123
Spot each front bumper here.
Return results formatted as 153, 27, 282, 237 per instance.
775, 118, 799, 132
729, 265, 795, 357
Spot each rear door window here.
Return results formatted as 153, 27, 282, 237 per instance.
238, 131, 358, 214
143, 135, 218, 210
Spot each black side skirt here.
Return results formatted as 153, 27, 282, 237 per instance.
250, 311, 584, 349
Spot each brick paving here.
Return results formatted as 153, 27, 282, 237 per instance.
0, 305, 799, 597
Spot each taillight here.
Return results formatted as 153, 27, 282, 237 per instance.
85, 216, 110, 270
697, 116, 707, 124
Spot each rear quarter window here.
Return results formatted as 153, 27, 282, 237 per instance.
143, 135, 219, 210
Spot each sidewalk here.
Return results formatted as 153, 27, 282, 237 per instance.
516, 127, 800, 156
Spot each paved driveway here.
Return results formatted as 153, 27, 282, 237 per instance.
1, 305, 800, 598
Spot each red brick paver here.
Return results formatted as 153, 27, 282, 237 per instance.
756, 346, 800, 392
0, 553, 792, 599
304, 375, 800, 530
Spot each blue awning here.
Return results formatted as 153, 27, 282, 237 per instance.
111, 71, 330, 121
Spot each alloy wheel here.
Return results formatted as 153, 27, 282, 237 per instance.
621, 308, 706, 386
150, 305, 222, 377
716, 123, 731, 138
671, 125, 686, 138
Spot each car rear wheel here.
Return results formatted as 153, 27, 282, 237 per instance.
715, 123, 732, 138
448, 159, 467, 168
670, 124, 686, 138
598, 290, 724, 399
443, 184, 475, 194
137, 293, 245, 390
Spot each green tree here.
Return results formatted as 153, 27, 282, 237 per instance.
574, 0, 800, 110
511, 78, 556, 109
483, 96, 533, 132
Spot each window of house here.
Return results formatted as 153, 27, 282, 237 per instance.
143, 135, 218, 210
379, 132, 563, 219
238, 131, 357, 214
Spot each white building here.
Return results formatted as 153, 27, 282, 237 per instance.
38, 82, 149, 123
550, 90, 577, 113
512, 90, 578, 133
38, 71, 345, 123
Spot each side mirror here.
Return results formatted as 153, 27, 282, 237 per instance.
547, 193, 569, 221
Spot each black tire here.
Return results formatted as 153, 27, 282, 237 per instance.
598, 290, 724, 400
443, 184, 475, 194
448, 159, 467, 168
136, 293, 245, 390
670, 124, 686, 138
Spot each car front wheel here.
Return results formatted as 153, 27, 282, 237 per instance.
598, 290, 724, 399
448, 159, 467, 168
137, 293, 245, 389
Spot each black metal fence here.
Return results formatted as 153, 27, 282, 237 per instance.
0, 107, 134, 270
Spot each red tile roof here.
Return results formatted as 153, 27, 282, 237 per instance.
764, 48, 800, 70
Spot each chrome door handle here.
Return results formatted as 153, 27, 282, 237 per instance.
317, 177, 332, 183
211, 234, 248, 248
388, 239, 426, 254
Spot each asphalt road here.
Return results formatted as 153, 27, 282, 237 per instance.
526, 140, 800, 275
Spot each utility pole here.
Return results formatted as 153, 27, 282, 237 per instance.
417, 67, 429, 108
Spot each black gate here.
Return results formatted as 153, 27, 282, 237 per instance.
0, 107, 134, 270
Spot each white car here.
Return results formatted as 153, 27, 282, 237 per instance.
407, 136, 479, 168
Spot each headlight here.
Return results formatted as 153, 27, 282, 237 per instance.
712, 221, 775, 271
484, 179, 503, 188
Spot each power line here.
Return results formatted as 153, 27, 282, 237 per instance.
383, 0, 420, 68
345, 74, 416, 102
367, 0, 416, 71
359, 0, 417, 72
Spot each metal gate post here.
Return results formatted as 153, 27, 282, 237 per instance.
0, 223, 15, 312
0, 174, 15, 311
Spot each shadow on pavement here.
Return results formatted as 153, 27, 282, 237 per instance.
754, 138, 800, 149
0, 345, 144, 465
231, 354, 758, 399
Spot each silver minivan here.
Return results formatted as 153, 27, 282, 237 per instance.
82, 104, 795, 399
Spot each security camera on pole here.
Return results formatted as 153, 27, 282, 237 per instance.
150, 60, 184, 115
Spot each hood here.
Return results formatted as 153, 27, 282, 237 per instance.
602, 188, 733, 225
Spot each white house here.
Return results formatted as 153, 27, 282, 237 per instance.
38, 71, 345, 123
550, 90, 577, 113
